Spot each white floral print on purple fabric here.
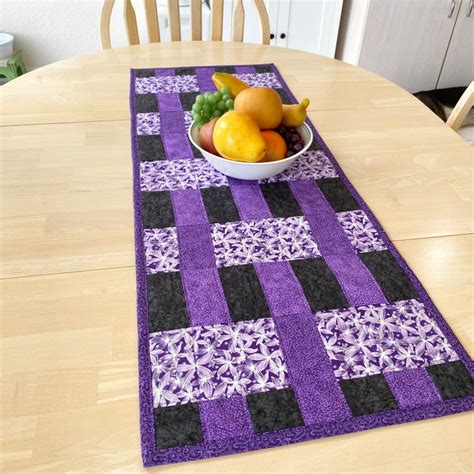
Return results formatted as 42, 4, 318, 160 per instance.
183, 111, 193, 133
234, 73, 282, 89
260, 150, 338, 184
135, 75, 199, 94
316, 299, 459, 380
336, 210, 387, 253
140, 151, 336, 192
144, 228, 180, 273
212, 216, 321, 268
137, 113, 161, 135
140, 159, 228, 192
149, 318, 289, 408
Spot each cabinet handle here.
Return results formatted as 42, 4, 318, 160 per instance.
448, 0, 456, 18
270, 33, 275, 39
280, 33, 286, 39
467, 0, 473, 16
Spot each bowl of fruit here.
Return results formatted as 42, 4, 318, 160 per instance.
188, 73, 312, 181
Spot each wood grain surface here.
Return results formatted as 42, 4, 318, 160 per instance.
1, 41, 472, 473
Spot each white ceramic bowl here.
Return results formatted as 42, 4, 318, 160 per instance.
0, 33, 14, 60
188, 120, 313, 180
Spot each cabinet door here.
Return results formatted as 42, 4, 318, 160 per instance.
276, 0, 343, 57
228, 0, 278, 44
359, 0, 461, 92
437, 0, 474, 88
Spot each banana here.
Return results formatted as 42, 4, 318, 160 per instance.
211, 72, 250, 97
281, 98, 310, 127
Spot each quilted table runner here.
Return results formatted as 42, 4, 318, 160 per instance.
130, 64, 473, 467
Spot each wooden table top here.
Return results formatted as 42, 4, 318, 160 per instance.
1, 42, 472, 473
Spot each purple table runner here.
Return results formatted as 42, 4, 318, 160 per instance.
130, 64, 473, 467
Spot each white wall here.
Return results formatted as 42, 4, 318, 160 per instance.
0, 0, 151, 70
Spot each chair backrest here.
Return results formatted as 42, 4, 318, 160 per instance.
446, 81, 474, 132
100, 0, 270, 49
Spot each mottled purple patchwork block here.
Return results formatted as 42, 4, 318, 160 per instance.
385, 368, 441, 408
149, 318, 289, 408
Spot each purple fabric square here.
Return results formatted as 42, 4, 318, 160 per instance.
171, 189, 208, 226
158, 93, 183, 111
385, 368, 441, 408
180, 267, 231, 326
200, 396, 254, 441
176, 224, 216, 270
254, 261, 312, 317
229, 183, 272, 220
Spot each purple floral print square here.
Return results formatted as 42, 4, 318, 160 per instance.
336, 210, 387, 253
144, 228, 180, 273
316, 299, 459, 380
234, 72, 282, 89
137, 113, 161, 135
149, 318, 289, 408
136, 75, 199, 94
260, 150, 338, 184
211, 216, 321, 268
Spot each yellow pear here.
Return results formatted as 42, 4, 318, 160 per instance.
281, 98, 310, 127
213, 111, 266, 162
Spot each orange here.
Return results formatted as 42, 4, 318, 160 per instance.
261, 130, 287, 161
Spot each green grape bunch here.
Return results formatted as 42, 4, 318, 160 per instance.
192, 87, 234, 128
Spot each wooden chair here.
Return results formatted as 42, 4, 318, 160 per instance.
100, 0, 270, 49
446, 81, 474, 132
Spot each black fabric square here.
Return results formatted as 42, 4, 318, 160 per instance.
190, 142, 203, 158
317, 178, 359, 212
154, 403, 203, 449
138, 135, 166, 161
201, 187, 240, 224
260, 182, 302, 218
141, 191, 175, 228
218, 264, 271, 322
254, 64, 273, 73
136, 68, 155, 77
427, 361, 474, 400
274, 88, 292, 104
247, 388, 304, 433
359, 250, 419, 302
135, 93, 158, 113
179, 91, 199, 111
214, 65, 236, 74
339, 374, 398, 417
147, 272, 189, 332
290, 258, 348, 312
175, 67, 196, 76
307, 138, 322, 152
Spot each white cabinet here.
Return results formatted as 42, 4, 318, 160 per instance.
438, 0, 474, 88
152, 0, 342, 58
336, 0, 474, 92
224, 0, 343, 58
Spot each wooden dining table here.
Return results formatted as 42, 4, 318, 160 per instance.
1, 41, 472, 473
